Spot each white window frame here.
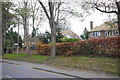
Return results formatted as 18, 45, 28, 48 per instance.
105, 31, 110, 36
112, 30, 119, 36
90, 32, 94, 37
90, 32, 100, 37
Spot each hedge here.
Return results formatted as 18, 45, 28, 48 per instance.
36, 36, 120, 57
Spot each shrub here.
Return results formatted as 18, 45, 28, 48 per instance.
63, 50, 74, 56
36, 36, 120, 57
61, 37, 80, 43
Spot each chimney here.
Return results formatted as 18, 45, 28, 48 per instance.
90, 21, 93, 30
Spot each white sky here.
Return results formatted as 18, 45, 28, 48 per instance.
70, 10, 109, 36
12, 0, 114, 37
40, 11, 109, 36
14, 10, 110, 37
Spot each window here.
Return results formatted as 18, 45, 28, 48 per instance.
95, 32, 100, 36
90, 32, 93, 37
112, 30, 119, 36
90, 32, 100, 37
105, 31, 110, 36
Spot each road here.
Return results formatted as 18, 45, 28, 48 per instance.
2, 62, 74, 79
2, 60, 118, 80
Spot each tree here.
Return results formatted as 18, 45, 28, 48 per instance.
22, 0, 30, 55
80, 28, 88, 40
5, 28, 22, 48
38, 27, 64, 44
0, 2, 2, 55
31, 26, 36, 38
38, 31, 51, 44
30, 0, 40, 38
2, 2, 16, 34
2, 2, 16, 48
37, 0, 62, 58
37, 0, 87, 58
15, 0, 31, 55
56, 26, 64, 43
82, 0, 120, 35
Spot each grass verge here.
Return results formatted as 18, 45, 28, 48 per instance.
2, 53, 50, 63
45, 56, 119, 76
2, 53, 119, 76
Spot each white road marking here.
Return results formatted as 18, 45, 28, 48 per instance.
6, 75, 15, 80
6, 75, 12, 78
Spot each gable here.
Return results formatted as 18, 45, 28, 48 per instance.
89, 22, 118, 32
64, 34, 73, 38
62, 30, 79, 39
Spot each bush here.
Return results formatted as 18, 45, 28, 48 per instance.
61, 37, 80, 43
63, 50, 74, 56
36, 36, 120, 57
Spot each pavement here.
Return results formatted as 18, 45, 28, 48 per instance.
1, 59, 120, 79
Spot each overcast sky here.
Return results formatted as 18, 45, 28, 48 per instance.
13, 9, 110, 37
40, 10, 109, 36
12, 0, 115, 37
71, 10, 109, 36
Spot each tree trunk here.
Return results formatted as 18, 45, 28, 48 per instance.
116, 1, 120, 35
0, 2, 2, 55
33, 16, 35, 29
50, 20, 56, 58
117, 4, 120, 35
37, 0, 57, 58
23, 1, 30, 56
24, 22, 30, 56
49, 1, 56, 58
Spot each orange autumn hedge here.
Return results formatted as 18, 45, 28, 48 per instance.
36, 36, 120, 57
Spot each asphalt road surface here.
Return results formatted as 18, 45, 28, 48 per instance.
2, 62, 74, 79
1, 60, 118, 80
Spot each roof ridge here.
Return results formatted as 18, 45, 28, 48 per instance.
89, 22, 118, 32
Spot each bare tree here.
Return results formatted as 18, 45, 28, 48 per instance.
30, 0, 39, 38
16, 0, 31, 55
23, 0, 30, 55
37, 0, 62, 58
37, 0, 87, 58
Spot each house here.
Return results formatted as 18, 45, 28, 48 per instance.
61, 30, 80, 39
29, 36, 42, 47
88, 21, 119, 39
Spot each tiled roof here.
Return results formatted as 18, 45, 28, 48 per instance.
61, 30, 79, 39
89, 22, 118, 32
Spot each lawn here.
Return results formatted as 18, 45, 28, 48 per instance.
2, 53, 50, 63
2, 53, 119, 76
45, 56, 119, 76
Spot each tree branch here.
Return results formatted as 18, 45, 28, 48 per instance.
48, 2, 53, 18
95, 6, 118, 14
94, 3, 118, 15
56, 3, 61, 23
116, 1, 120, 14
37, 0, 50, 20
48, 1, 54, 19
